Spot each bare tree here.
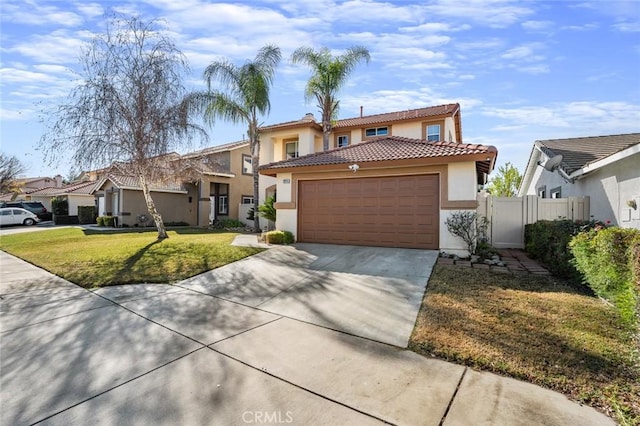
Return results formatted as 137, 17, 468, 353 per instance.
0, 153, 25, 194
41, 16, 204, 239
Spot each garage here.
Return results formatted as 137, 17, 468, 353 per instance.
297, 175, 439, 249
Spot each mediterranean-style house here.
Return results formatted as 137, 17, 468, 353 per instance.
257, 103, 497, 252
26, 180, 96, 215
518, 133, 640, 229
92, 140, 254, 227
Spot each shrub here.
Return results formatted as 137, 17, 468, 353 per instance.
258, 195, 276, 223
524, 219, 605, 282
445, 211, 489, 255
211, 219, 244, 229
246, 207, 255, 221
264, 230, 294, 245
97, 216, 114, 227
570, 227, 640, 326
77, 206, 96, 224
51, 197, 69, 216
53, 215, 80, 225
165, 221, 189, 227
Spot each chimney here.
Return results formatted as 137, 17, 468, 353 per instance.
54, 174, 63, 188
360, 106, 363, 117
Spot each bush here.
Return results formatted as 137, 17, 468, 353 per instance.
258, 195, 276, 223
53, 215, 80, 225
77, 206, 96, 225
445, 211, 489, 255
570, 227, 640, 326
51, 197, 69, 216
97, 216, 114, 227
165, 221, 189, 227
524, 219, 605, 282
211, 219, 244, 229
263, 230, 294, 245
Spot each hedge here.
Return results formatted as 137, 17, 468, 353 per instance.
263, 230, 294, 245
570, 227, 640, 326
97, 216, 115, 227
53, 215, 79, 225
77, 206, 96, 225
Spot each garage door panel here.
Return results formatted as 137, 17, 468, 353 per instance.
298, 175, 439, 249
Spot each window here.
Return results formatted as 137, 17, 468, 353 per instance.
537, 186, 546, 198
241, 196, 254, 204
218, 195, 228, 215
242, 154, 252, 175
365, 127, 388, 137
1, 210, 11, 216
550, 187, 561, 199
336, 135, 349, 148
426, 124, 441, 142
285, 141, 298, 159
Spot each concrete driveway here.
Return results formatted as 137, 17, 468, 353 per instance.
0, 244, 613, 425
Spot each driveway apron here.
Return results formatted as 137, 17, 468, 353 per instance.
178, 243, 437, 347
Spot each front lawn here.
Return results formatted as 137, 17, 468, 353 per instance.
0, 228, 263, 287
410, 265, 639, 425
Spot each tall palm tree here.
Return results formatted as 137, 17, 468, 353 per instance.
291, 46, 370, 151
195, 45, 281, 232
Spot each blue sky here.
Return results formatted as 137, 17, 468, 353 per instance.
1, 0, 639, 179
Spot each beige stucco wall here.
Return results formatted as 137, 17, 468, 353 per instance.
447, 162, 477, 200
119, 189, 197, 227
68, 195, 94, 216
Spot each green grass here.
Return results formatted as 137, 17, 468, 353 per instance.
410, 265, 639, 425
0, 228, 263, 287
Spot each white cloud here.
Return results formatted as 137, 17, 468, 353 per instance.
423, 0, 534, 28
7, 30, 88, 63
0, 1, 83, 26
561, 23, 599, 31
612, 22, 640, 32
521, 20, 553, 31
482, 101, 640, 133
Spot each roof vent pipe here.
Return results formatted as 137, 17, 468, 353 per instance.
360, 106, 363, 117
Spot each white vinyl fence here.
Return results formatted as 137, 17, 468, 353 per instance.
477, 193, 590, 249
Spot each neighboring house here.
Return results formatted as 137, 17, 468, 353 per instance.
1, 175, 63, 201
258, 104, 497, 252
92, 141, 253, 227
26, 180, 96, 215
519, 133, 640, 229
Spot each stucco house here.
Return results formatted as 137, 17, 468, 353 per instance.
26, 180, 96, 215
258, 104, 497, 251
92, 140, 254, 227
518, 133, 640, 229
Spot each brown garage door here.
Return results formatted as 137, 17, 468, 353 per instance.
298, 175, 439, 249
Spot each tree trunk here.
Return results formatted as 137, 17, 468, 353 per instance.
322, 120, 331, 151
138, 172, 168, 240
250, 122, 261, 233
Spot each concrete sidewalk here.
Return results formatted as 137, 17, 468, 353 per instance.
0, 249, 614, 425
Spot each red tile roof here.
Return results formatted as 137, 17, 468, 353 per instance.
334, 103, 459, 128
26, 181, 96, 196
260, 136, 496, 170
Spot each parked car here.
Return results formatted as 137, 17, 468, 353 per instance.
0, 207, 40, 226
0, 201, 50, 220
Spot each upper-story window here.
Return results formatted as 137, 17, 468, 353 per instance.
426, 124, 441, 142
285, 141, 299, 159
242, 154, 252, 175
336, 135, 349, 148
365, 127, 388, 137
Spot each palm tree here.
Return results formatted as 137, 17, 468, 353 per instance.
195, 45, 281, 232
291, 46, 370, 151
